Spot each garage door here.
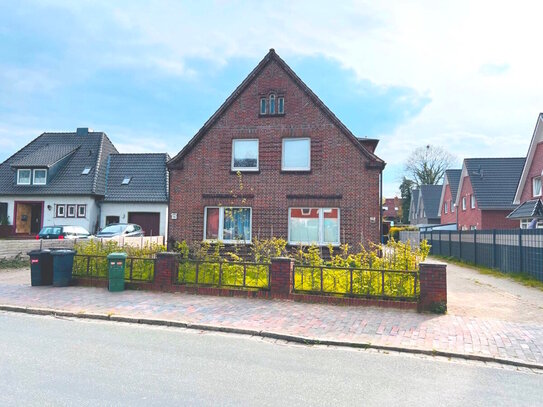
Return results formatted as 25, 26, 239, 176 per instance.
128, 212, 161, 236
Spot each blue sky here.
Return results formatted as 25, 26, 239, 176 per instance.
1, 1, 542, 196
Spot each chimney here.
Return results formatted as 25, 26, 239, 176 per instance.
76, 128, 93, 136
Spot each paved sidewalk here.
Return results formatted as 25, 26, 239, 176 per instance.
0, 266, 542, 368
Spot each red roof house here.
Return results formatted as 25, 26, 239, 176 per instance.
508, 113, 543, 228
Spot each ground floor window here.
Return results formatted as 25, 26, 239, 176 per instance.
204, 207, 251, 242
288, 208, 340, 245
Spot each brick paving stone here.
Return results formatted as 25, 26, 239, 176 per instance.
0, 267, 542, 367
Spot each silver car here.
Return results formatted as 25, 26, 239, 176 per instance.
95, 223, 144, 238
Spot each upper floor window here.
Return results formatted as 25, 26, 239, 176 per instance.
451, 200, 454, 212
278, 97, 284, 114
470, 194, 476, 209
269, 94, 276, 114
33, 169, 47, 185
259, 94, 284, 115
533, 176, 542, 197
444, 202, 448, 214
17, 169, 31, 185
282, 138, 310, 171
232, 139, 259, 171
462, 197, 466, 211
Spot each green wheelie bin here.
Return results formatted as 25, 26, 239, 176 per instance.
107, 253, 127, 292
51, 249, 76, 287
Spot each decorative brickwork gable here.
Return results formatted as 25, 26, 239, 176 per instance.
167, 50, 384, 248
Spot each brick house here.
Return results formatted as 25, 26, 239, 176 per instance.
382, 197, 402, 225
455, 157, 525, 230
508, 113, 543, 228
167, 49, 385, 248
438, 169, 461, 227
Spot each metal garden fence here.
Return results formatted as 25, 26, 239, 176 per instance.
292, 265, 419, 300
421, 229, 543, 281
72, 254, 155, 282
175, 259, 270, 290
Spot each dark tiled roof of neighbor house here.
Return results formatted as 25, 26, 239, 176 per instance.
465, 157, 526, 210
420, 184, 443, 219
104, 153, 170, 203
445, 169, 462, 201
0, 131, 118, 196
507, 199, 543, 219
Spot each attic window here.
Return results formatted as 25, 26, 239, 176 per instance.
81, 167, 91, 175
122, 177, 132, 185
259, 94, 284, 116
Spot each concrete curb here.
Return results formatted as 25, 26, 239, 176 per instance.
1, 304, 542, 371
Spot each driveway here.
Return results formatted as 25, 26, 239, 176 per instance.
443, 259, 543, 323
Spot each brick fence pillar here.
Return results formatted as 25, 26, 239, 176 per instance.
418, 261, 447, 313
270, 257, 293, 297
152, 252, 178, 292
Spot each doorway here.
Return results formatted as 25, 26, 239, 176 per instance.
15, 202, 43, 235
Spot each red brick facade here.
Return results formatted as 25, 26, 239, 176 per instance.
167, 51, 384, 248
457, 175, 517, 230
440, 184, 456, 225
519, 142, 543, 203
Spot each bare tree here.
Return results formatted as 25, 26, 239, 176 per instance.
404, 145, 456, 186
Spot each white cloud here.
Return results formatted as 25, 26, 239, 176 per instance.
5, 0, 543, 196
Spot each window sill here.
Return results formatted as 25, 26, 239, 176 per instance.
258, 113, 285, 118
280, 170, 312, 174
230, 169, 260, 174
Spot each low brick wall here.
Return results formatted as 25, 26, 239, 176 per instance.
72, 253, 447, 312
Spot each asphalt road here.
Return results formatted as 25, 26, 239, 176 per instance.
0, 312, 541, 407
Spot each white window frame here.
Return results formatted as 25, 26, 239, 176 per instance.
17, 169, 31, 185
533, 176, 542, 197
462, 197, 466, 211
444, 202, 448, 214
451, 200, 455, 213
231, 139, 259, 172
288, 207, 340, 246
33, 169, 47, 185
470, 194, 476, 209
56, 204, 65, 218
260, 98, 267, 115
77, 204, 86, 218
282, 138, 311, 171
67, 204, 76, 218
203, 206, 252, 243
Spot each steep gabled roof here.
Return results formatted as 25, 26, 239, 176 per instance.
507, 199, 543, 219
168, 49, 384, 169
438, 169, 461, 215
456, 157, 525, 210
409, 189, 420, 221
419, 184, 443, 219
0, 131, 118, 196
104, 153, 170, 203
513, 113, 543, 204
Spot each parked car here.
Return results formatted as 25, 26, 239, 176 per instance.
95, 223, 144, 238
37, 225, 92, 240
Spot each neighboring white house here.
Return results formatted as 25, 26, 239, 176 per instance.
0, 129, 169, 237
0, 128, 117, 235
99, 153, 169, 238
